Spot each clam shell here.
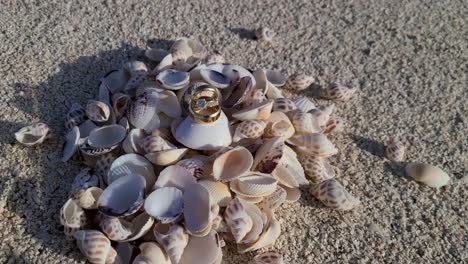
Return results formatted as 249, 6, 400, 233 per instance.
170, 37, 193, 63
88, 125, 126, 149
309, 104, 334, 128
224, 198, 253, 243
74, 230, 117, 264
70, 168, 99, 198
86, 100, 111, 123
213, 146, 253, 182
78, 120, 98, 138
108, 154, 156, 191
222, 64, 256, 87
265, 70, 286, 87
200, 69, 230, 89
321, 82, 357, 102
128, 92, 160, 133
184, 183, 212, 235
15, 122, 49, 147
101, 69, 129, 94
405, 163, 450, 188
176, 158, 205, 178
156, 69, 190, 90
264, 111, 295, 139
100, 215, 132, 241
65, 103, 87, 130
153, 224, 189, 264
288, 110, 321, 134
310, 179, 360, 210
222, 76, 253, 109
324, 115, 345, 134
254, 252, 284, 264
76, 187, 103, 209
257, 186, 287, 211
152, 53, 174, 74
154, 165, 196, 190
232, 99, 273, 121
272, 98, 297, 113
112, 93, 131, 118
179, 231, 223, 264
98, 174, 146, 217
62, 126, 80, 162
144, 187, 183, 223
134, 242, 171, 264
385, 137, 405, 161
123, 213, 154, 242
236, 174, 278, 196
60, 198, 86, 229
154, 89, 182, 118
287, 133, 338, 157
233, 120, 267, 142
237, 211, 281, 253
293, 97, 316, 113
145, 48, 169, 62
285, 74, 314, 91
122, 129, 147, 154
298, 155, 335, 184
146, 148, 189, 166
198, 179, 232, 207
139, 129, 176, 153
204, 53, 226, 65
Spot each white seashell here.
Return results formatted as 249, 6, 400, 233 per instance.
254, 252, 284, 264
272, 98, 297, 113
60, 198, 86, 230
74, 230, 117, 264
232, 99, 273, 121
139, 129, 176, 153
176, 158, 205, 178
224, 198, 253, 243
100, 215, 133, 241
204, 53, 225, 65
128, 92, 160, 133
170, 37, 193, 63
133, 242, 171, 264
152, 53, 174, 74
146, 148, 189, 166
288, 110, 321, 134
153, 224, 189, 264
257, 186, 287, 211
145, 48, 169, 62
156, 69, 190, 90
108, 154, 156, 191
200, 69, 231, 89
320, 82, 357, 102
184, 183, 213, 235
308, 104, 334, 128
293, 97, 316, 113
281, 185, 301, 203
154, 165, 196, 190
154, 89, 182, 118
179, 231, 223, 264
385, 137, 405, 161
124, 61, 148, 75
88, 125, 126, 149
76, 187, 103, 209
255, 27, 275, 46
242, 89, 267, 108
15, 122, 49, 147
78, 120, 98, 138
112, 93, 131, 118
265, 70, 286, 87
86, 100, 111, 123
405, 163, 450, 188
188, 38, 207, 58
70, 168, 99, 197
285, 74, 314, 91
62, 126, 80, 162
310, 179, 360, 210
222, 76, 254, 109
122, 129, 148, 154
123, 213, 155, 242
233, 120, 267, 142
323, 115, 345, 134
198, 179, 232, 207
98, 174, 146, 217
264, 111, 295, 139
287, 133, 338, 157
213, 146, 253, 182
298, 155, 335, 184
237, 211, 281, 253
266, 83, 284, 99
241, 203, 265, 244
65, 103, 87, 130
102, 69, 129, 94
222, 64, 256, 87
144, 187, 183, 223
236, 173, 278, 196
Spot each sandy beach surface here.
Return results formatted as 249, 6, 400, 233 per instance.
0, 0, 467, 263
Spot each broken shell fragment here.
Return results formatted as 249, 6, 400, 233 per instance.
385, 137, 405, 161
254, 251, 284, 264
76, 187, 103, 209
144, 187, 183, 223
310, 179, 360, 210
86, 100, 111, 123
405, 163, 450, 188
15, 122, 49, 147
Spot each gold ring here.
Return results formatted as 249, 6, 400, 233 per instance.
189, 85, 221, 123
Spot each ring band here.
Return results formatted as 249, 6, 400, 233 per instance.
189, 85, 221, 123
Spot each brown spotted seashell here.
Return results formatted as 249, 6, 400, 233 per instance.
255, 27, 275, 46
86, 100, 111, 123
224, 198, 253, 243
264, 112, 295, 139
99, 216, 132, 241
308, 104, 334, 128
310, 179, 360, 210
288, 110, 321, 135
233, 120, 267, 142
285, 74, 314, 91
324, 115, 345, 134
298, 155, 335, 184
272, 98, 297, 113
242, 89, 267, 108
65, 103, 87, 130
139, 129, 176, 154
73, 230, 117, 264
321, 82, 356, 102
94, 153, 117, 183
385, 137, 405, 161
254, 251, 284, 264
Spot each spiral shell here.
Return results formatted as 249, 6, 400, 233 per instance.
100, 216, 132, 241
153, 224, 189, 264
288, 110, 321, 135
272, 98, 297, 113
74, 230, 117, 264
139, 129, 176, 154
309, 104, 334, 128
224, 198, 253, 243
242, 89, 267, 108
255, 27, 275, 46
321, 82, 356, 102
233, 120, 267, 142
287, 133, 338, 157
310, 179, 360, 210
385, 137, 405, 161
264, 112, 295, 139
14, 122, 49, 147
86, 100, 111, 123
285, 74, 314, 91
324, 115, 345, 134
298, 155, 335, 184
65, 103, 87, 130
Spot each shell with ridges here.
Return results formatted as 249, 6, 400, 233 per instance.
99, 215, 132, 241
15, 122, 49, 147
154, 165, 196, 190
198, 179, 232, 207
287, 133, 338, 157
298, 155, 335, 184
285, 74, 314, 91
293, 97, 316, 113
213, 146, 253, 182
86, 100, 111, 123
153, 224, 189, 264
176, 158, 205, 178
257, 186, 287, 211
224, 198, 253, 243
288, 110, 321, 135
107, 154, 156, 191
385, 137, 405, 161
233, 120, 267, 142
73, 230, 117, 264
144, 187, 183, 223
236, 173, 278, 196
128, 91, 160, 133
310, 179, 360, 210
139, 129, 176, 154
133, 242, 171, 264
405, 163, 450, 188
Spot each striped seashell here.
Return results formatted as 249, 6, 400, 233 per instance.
254, 251, 284, 264
86, 100, 111, 123
224, 198, 253, 243
70, 168, 99, 198
320, 82, 357, 102
134, 242, 171, 264
272, 98, 297, 113
385, 137, 405, 161
74, 230, 117, 264
308, 104, 334, 128
65, 103, 87, 130
203, 53, 226, 65
255, 27, 275, 46
288, 110, 321, 135
233, 120, 267, 142
405, 163, 450, 188
176, 158, 205, 178
14, 122, 49, 147
139, 129, 176, 154
99, 215, 132, 241
153, 224, 189, 264
298, 155, 335, 184
310, 179, 360, 210
324, 115, 345, 134
287, 133, 338, 157
128, 91, 160, 133
94, 153, 117, 182
285, 74, 314, 91
198, 179, 232, 207
293, 97, 316, 113
257, 186, 287, 211
111, 93, 131, 118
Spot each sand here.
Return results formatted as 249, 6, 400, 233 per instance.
0, 0, 467, 263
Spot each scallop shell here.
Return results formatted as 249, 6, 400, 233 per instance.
122, 129, 147, 154
128, 92, 160, 133
285, 74, 314, 91
199, 69, 231, 89
145, 48, 169, 62
76, 187, 103, 209
287, 133, 338, 157
111, 93, 131, 118
321, 82, 357, 102
255, 27, 275, 46
233, 120, 267, 142
170, 37, 193, 63
224, 198, 253, 243
213, 146, 253, 182
184, 183, 212, 235
133, 242, 171, 264
176, 158, 205, 178
309, 104, 334, 128
254, 252, 284, 264
204, 53, 226, 65
310, 179, 360, 210
144, 187, 183, 223
232, 99, 273, 121
198, 179, 232, 207
179, 231, 223, 264
288, 110, 321, 134
154, 165, 196, 190
222, 76, 254, 109
62, 126, 80, 162
257, 186, 287, 211
86, 100, 111, 123
60, 198, 86, 230
293, 97, 316, 113
405, 163, 450, 188
385, 137, 405, 161
272, 98, 297, 113
324, 115, 345, 134
70, 168, 99, 198
156, 69, 190, 90
73, 230, 117, 264
237, 211, 281, 253
65, 103, 87, 130
153, 224, 189, 264
100, 215, 132, 241
298, 155, 335, 184
15, 122, 49, 147
139, 129, 176, 153
235, 173, 278, 196
88, 124, 126, 149
264, 111, 295, 139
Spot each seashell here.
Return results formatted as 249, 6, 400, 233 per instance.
62, 126, 80, 162
94, 152, 117, 182
154, 89, 182, 118
60, 198, 86, 230
123, 213, 155, 242
156, 69, 190, 91
124, 61, 148, 75
288, 110, 321, 134
86, 100, 111, 123
254, 252, 284, 264
145, 48, 170, 62
146, 148, 189, 166
242, 89, 267, 108
76, 187, 103, 209
310, 179, 360, 210
179, 231, 223, 264
118, 117, 130, 131
188, 38, 207, 59
176, 158, 205, 178
265, 70, 286, 87
65, 103, 87, 130
99, 81, 111, 105
257, 186, 287, 211
122, 129, 147, 154
309, 104, 334, 128
184, 183, 213, 235
133, 242, 171, 264
323, 115, 345, 134
222, 64, 256, 87
405, 163, 450, 188
98, 174, 146, 217
15, 122, 49, 147
272, 98, 297, 113
204, 53, 225, 65
170, 37, 193, 63
198, 179, 232, 207
128, 92, 160, 133
281, 185, 301, 203
107, 154, 156, 191
298, 155, 335, 184
73, 230, 117, 264
70, 168, 99, 198
233, 120, 267, 142
125, 70, 148, 95
78, 142, 117, 167
285, 74, 314, 91
151, 53, 174, 74
112, 93, 131, 118
222, 76, 254, 109
144, 187, 183, 223
255, 27, 275, 46
213, 146, 253, 182
320, 82, 357, 102
293, 97, 316, 113
114, 242, 135, 264
154, 165, 196, 190
139, 129, 176, 153
241, 203, 265, 244
232, 99, 273, 121
224, 198, 253, 243
287, 133, 338, 157
263, 111, 295, 139
100, 215, 133, 241
237, 211, 281, 253
101, 69, 129, 94
385, 137, 405, 161
153, 224, 189, 264
235, 173, 278, 196
88, 124, 126, 149
200, 69, 231, 89
78, 120, 98, 138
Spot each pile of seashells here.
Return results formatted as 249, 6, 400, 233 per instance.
18, 37, 366, 264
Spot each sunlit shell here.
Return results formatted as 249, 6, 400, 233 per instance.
309, 104, 334, 128
237, 211, 281, 253
65, 103, 87, 130
128, 92, 160, 133
198, 179, 232, 207
288, 110, 321, 135
257, 186, 287, 211
170, 37, 193, 63
139, 129, 176, 153
111, 93, 130, 118
310, 179, 360, 210
133, 242, 171, 264
100, 215, 132, 241
287, 133, 338, 157
385, 137, 405, 161
176, 158, 205, 178
293, 97, 316, 113
144, 187, 183, 223
281, 185, 301, 203
285, 74, 314, 91
86, 100, 111, 123
265, 70, 286, 87
88, 124, 126, 149
255, 27, 275, 46
179, 231, 222, 264
264, 111, 295, 139
233, 120, 267, 142
62, 126, 80, 162
151, 53, 174, 74
272, 98, 297, 113
405, 163, 450, 188
204, 53, 226, 65
298, 155, 335, 184
236, 174, 278, 196
213, 147, 253, 182
15, 122, 49, 147
154, 165, 196, 190
154, 89, 182, 118
156, 69, 190, 90
321, 82, 357, 102
73, 230, 117, 264
153, 224, 189, 264
224, 198, 253, 243
254, 252, 284, 264
184, 183, 212, 235
324, 115, 345, 134
146, 148, 189, 166
232, 99, 273, 121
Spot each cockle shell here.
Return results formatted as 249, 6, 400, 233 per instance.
224, 198, 253, 243
156, 69, 190, 90
60, 198, 86, 230
133, 242, 171, 264
385, 137, 405, 161
198, 179, 232, 207
232, 99, 273, 121
288, 110, 321, 134
128, 92, 160, 133
139, 129, 176, 153
62, 126, 80, 162
298, 155, 335, 184
255, 27, 275, 46
88, 124, 126, 149
264, 111, 295, 139
285, 74, 314, 91
287, 133, 338, 157
107, 154, 156, 190
146, 148, 189, 166
184, 183, 213, 236
234, 173, 278, 196
170, 37, 193, 63
199, 69, 231, 89
321, 82, 357, 102
86, 100, 111, 123
112, 93, 131, 118
204, 53, 225, 65
254, 252, 284, 264
233, 120, 267, 142
272, 98, 297, 113
15, 122, 49, 147
70, 168, 99, 198
144, 187, 183, 223
310, 179, 360, 210
405, 163, 450, 188
213, 146, 253, 182
237, 211, 281, 253
176, 158, 205, 178
122, 129, 147, 154
257, 186, 287, 211
100, 215, 133, 241
73, 230, 117, 264
179, 231, 223, 264
153, 224, 189, 264
309, 104, 334, 128
241, 203, 265, 244
65, 103, 87, 130
324, 115, 345, 134
293, 97, 316, 113
76, 187, 103, 209
154, 165, 196, 190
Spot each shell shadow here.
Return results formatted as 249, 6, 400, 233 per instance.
297, 185, 326, 209
383, 161, 410, 180
228, 27, 256, 40
350, 134, 385, 158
